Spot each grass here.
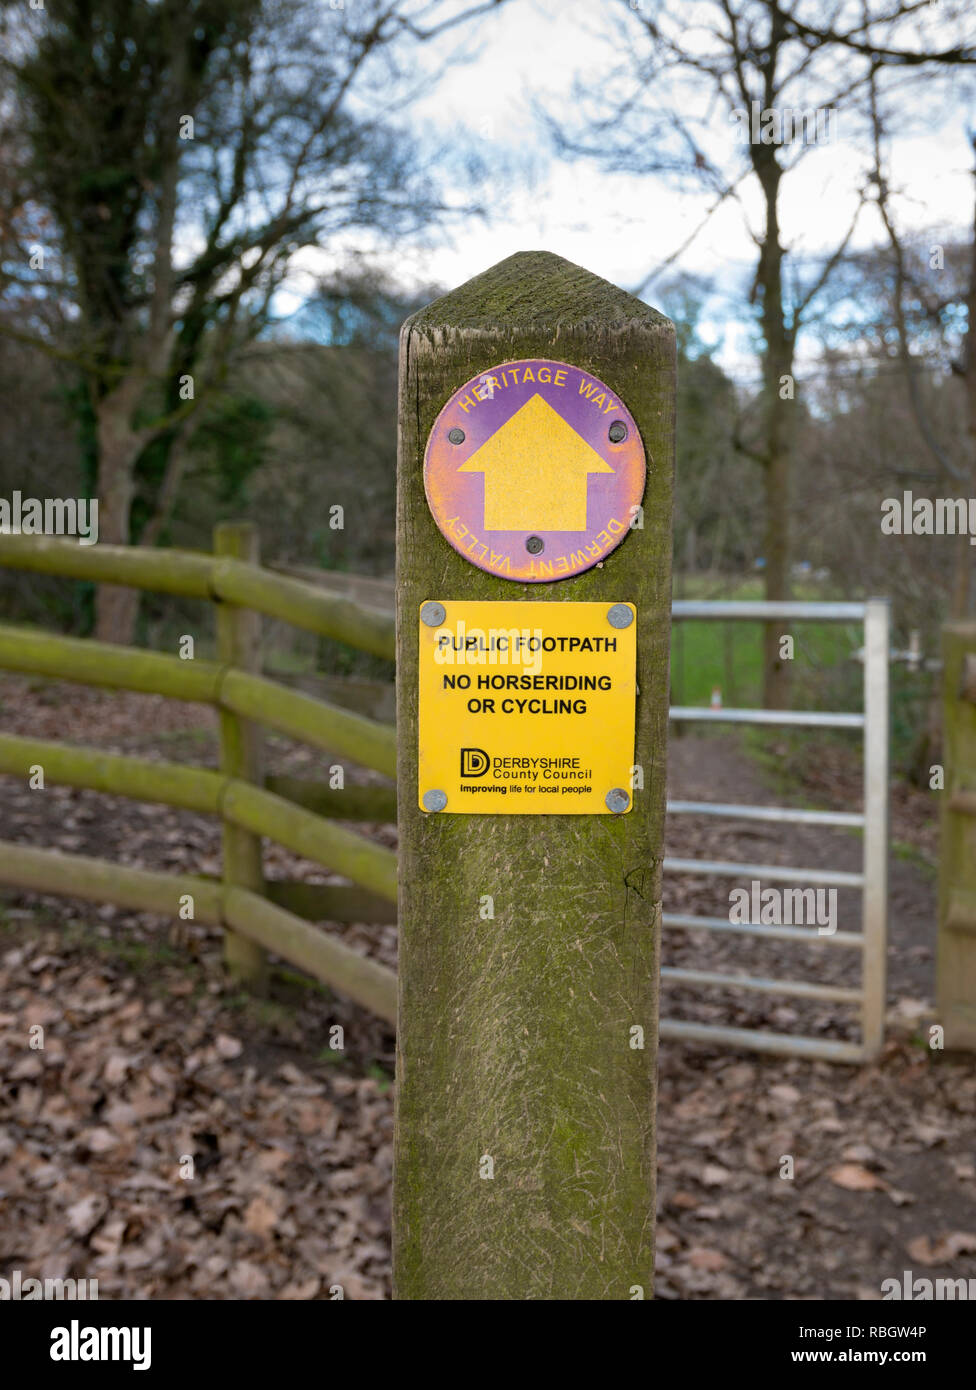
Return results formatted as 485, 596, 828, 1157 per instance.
891, 839, 937, 878
366, 1060, 393, 1091
670, 573, 860, 710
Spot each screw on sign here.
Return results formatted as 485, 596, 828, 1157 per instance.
424, 358, 646, 581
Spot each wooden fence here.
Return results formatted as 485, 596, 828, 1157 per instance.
0, 524, 398, 1023
938, 622, 976, 1049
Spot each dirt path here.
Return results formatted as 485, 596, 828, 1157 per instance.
1, 678, 972, 1301
664, 731, 938, 1039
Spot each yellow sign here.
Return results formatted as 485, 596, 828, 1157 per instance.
457, 394, 613, 530
418, 599, 637, 815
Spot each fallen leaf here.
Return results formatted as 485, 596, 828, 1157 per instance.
670, 1191, 699, 1210
841, 1144, 876, 1165
688, 1247, 728, 1271
243, 1194, 281, 1240
80, 1127, 118, 1154
702, 1164, 732, 1187
278, 1277, 321, 1300
230, 1260, 271, 1297
66, 1194, 106, 1238
907, 1232, 976, 1266
828, 1164, 887, 1193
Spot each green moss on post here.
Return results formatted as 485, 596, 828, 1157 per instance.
215, 522, 268, 991
0, 622, 223, 701
0, 535, 396, 657
0, 838, 224, 923
0, 732, 223, 812
221, 781, 398, 902
938, 622, 976, 1049
222, 671, 397, 777
223, 888, 397, 1023
264, 775, 397, 823
393, 251, 675, 1299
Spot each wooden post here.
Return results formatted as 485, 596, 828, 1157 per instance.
937, 621, 976, 1049
215, 521, 268, 990
393, 251, 675, 1299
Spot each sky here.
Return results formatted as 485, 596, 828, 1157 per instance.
283, 0, 975, 381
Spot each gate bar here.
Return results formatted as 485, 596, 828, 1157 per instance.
672, 601, 866, 621
662, 911, 863, 947
661, 966, 862, 1004
667, 799, 864, 828
670, 706, 864, 728
664, 856, 864, 888
862, 597, 890, 1058
659, 1019, 865, 1062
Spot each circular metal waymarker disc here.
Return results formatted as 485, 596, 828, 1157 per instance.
424, 358, 646, 582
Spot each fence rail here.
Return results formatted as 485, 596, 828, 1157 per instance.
0, 534, 396, 659
0, 526, 398, 1017
0, 534, 890, 1060
0, 625, 397, 773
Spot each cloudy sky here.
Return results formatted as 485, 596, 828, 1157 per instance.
295, 0, 975, 378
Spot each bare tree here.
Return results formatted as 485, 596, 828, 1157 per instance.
548, 0, 963, 706
866, 119, 974, 614
0, 0, 505, 641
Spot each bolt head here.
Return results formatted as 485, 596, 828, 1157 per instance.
607, 603, 634, 629
448, 427, 465, 445
605, 788, 630, 814
421, 601, 446, 627
608, 421, 627, 443
525, 536, 544, 555
422, 789, 447, 813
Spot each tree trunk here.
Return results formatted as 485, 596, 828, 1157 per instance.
93, 377, 145, 645
956, 139, 976, 621
754, 150, 794, 710
950, 532, 972, 620
762, 442, 792, 708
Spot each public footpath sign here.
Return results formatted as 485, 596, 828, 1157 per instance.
394, 251, 675, 1300
423, 359, 646, 581
417, 599, 637, 814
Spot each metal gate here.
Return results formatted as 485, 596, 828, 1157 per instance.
661, 599, 890, 1062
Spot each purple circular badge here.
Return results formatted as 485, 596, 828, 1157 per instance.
424, 358, 645, 582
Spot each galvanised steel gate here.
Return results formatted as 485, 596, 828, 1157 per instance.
275, 573, 891, 1062
661, 599, 890, 1063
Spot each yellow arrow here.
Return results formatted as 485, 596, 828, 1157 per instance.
458, 393, 613, 531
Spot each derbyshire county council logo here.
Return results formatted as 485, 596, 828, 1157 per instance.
460, 748, 490, 777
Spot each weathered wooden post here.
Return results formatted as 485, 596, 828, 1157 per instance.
937, 622, 976, 1049
215, 521, 268, 989
393, 251, 675, 1298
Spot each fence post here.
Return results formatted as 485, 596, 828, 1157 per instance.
937, 622, 976, 1050
393, 250, 675, 1299
215, 521, 268, 989
862, 597, 890, 1058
